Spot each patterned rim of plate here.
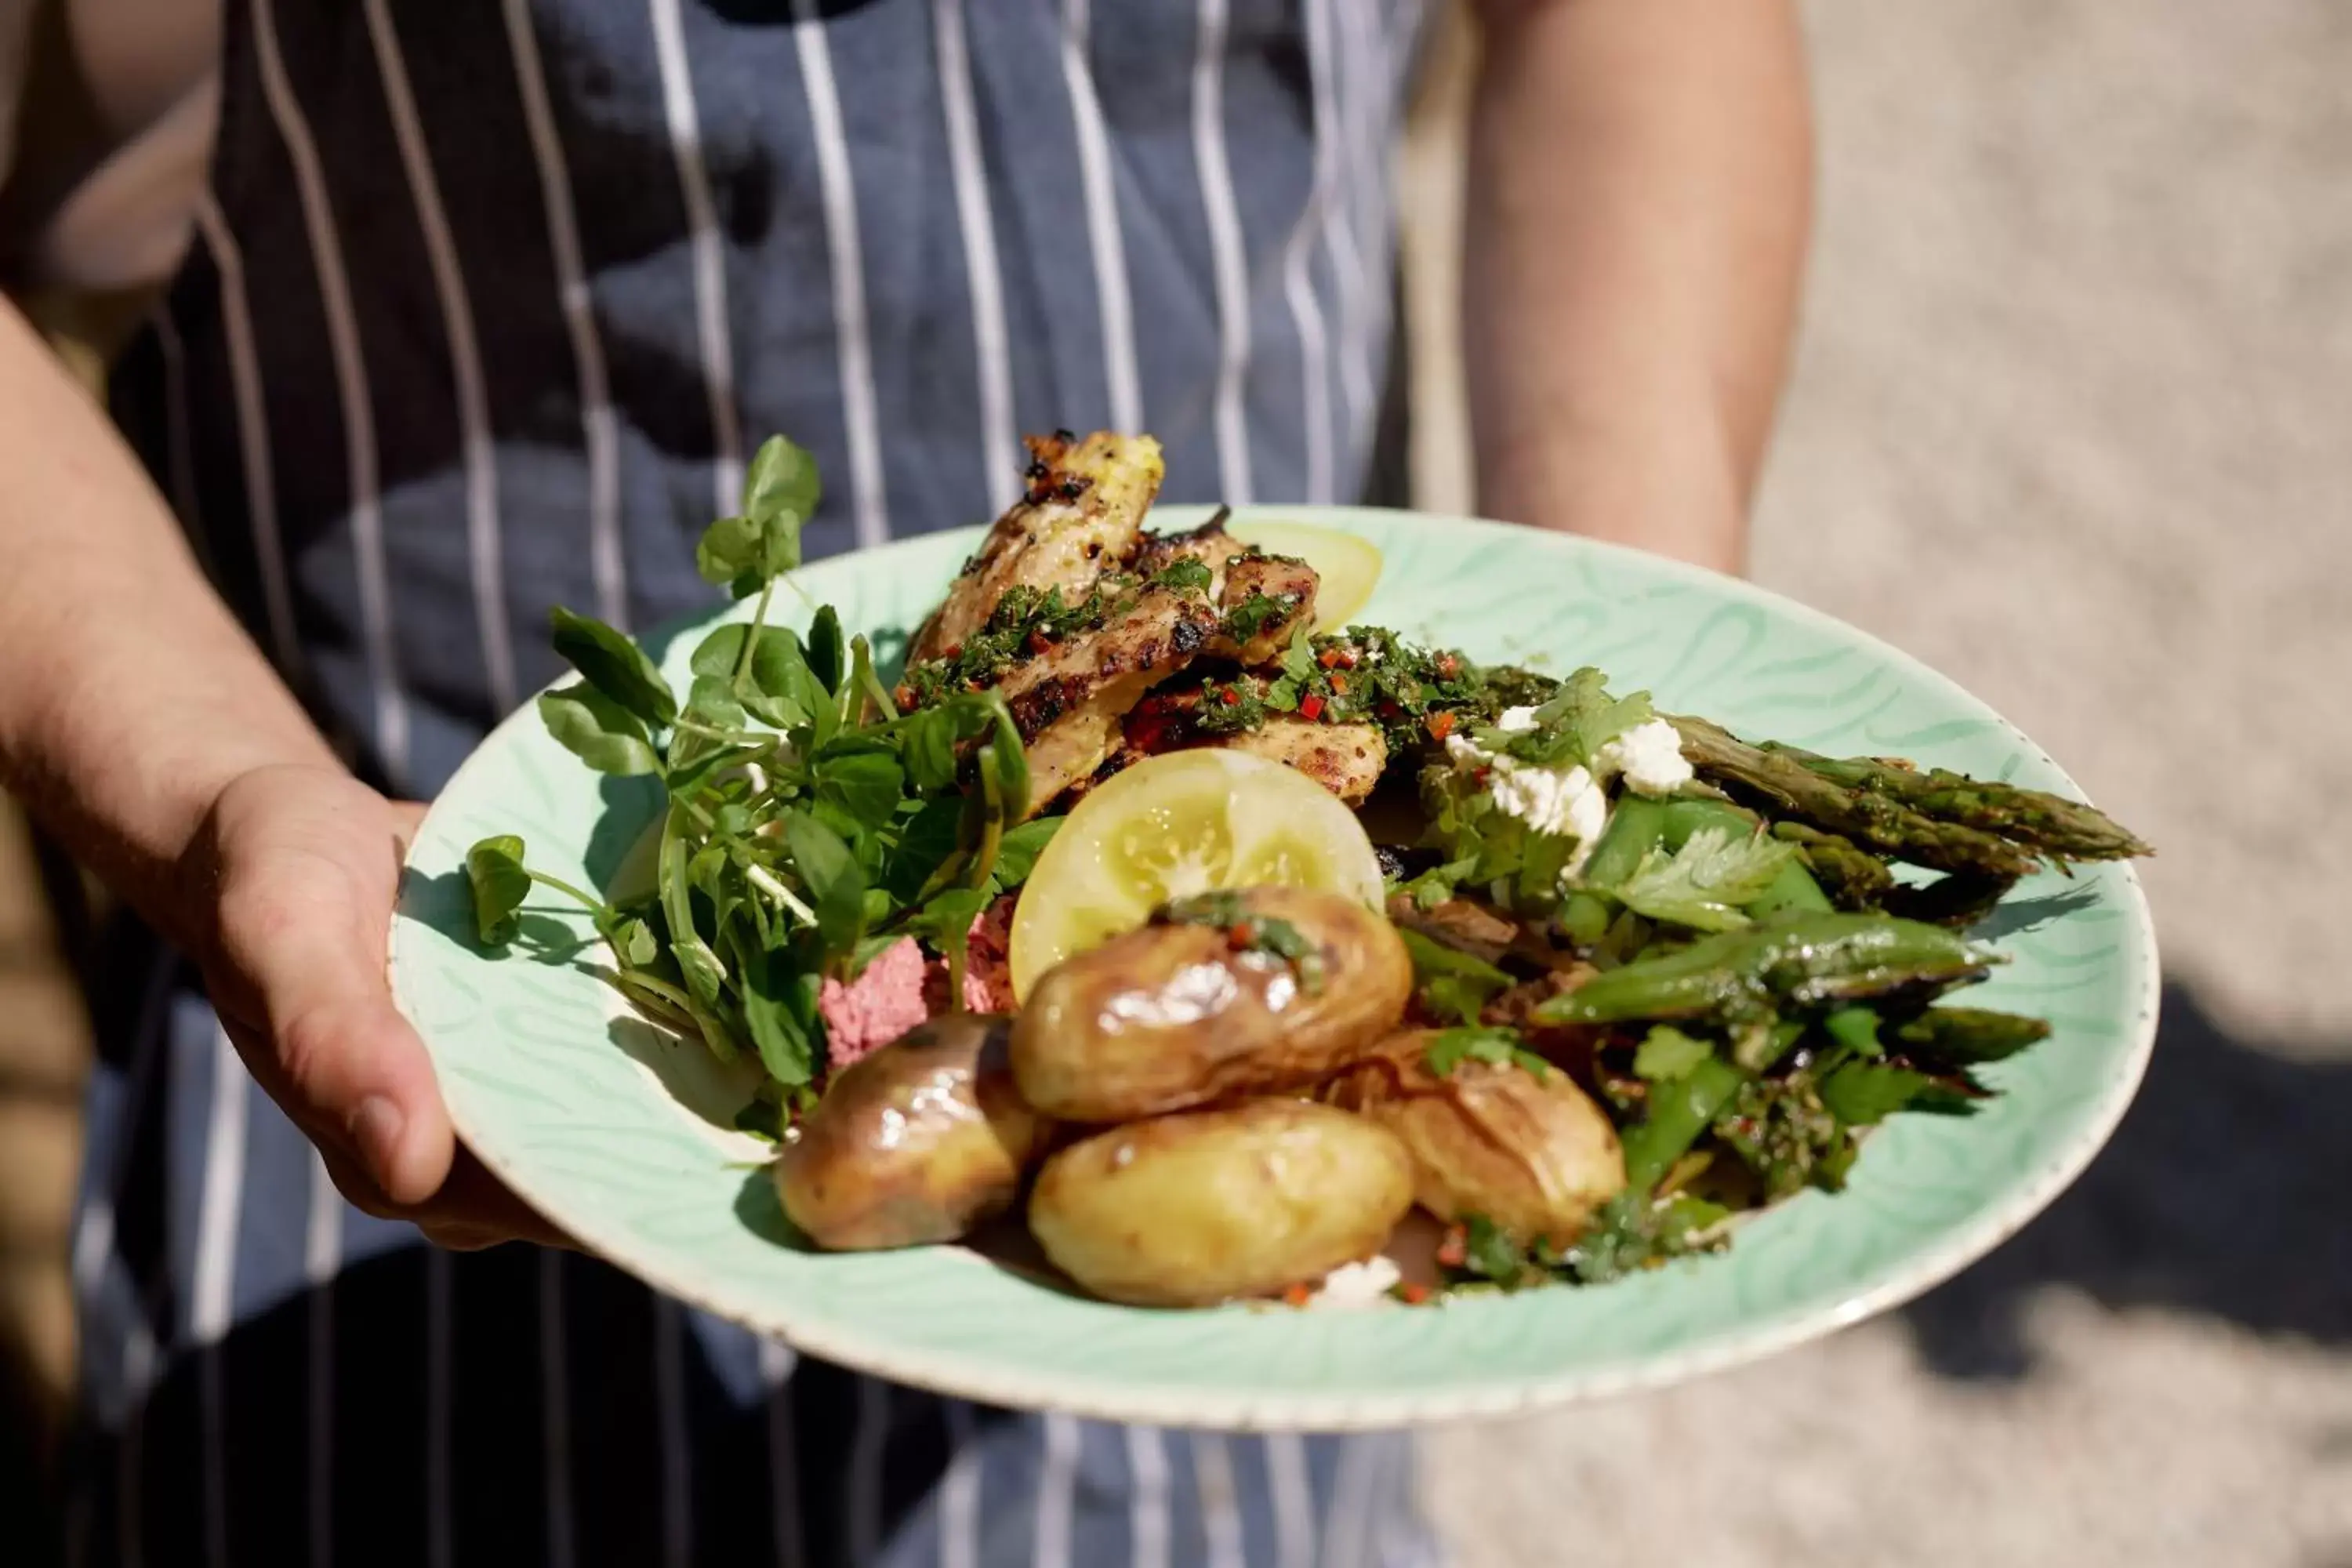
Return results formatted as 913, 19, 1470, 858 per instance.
390, 506, 2158, 1431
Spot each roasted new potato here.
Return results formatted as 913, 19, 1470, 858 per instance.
1027, 1099, 1414, 1307
1323, 1029, 1626, 1245
776, 1014, 1050, 1250
1011, 887, 1412, 1122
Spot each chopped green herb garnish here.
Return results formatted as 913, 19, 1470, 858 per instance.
1156, 891, 1327, 993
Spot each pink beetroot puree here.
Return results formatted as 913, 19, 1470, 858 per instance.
817, 897, 1018, 1073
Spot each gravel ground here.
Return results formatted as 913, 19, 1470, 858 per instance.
1412, 3, 2352, 1563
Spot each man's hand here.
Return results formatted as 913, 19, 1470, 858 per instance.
179, 763, 568, 1250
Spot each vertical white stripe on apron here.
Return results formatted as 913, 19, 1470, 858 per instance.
1189, 1433, 1247, 1568
846, 1377, 889, 1565
655, 1294, 692, 1568
303, 1152, 340, 1568
1265, 1435, 1316, 1568
790, 0, 891, 549
1315, 0, 1372, 430
1124, 1427, 1171, 1568
362, 0, 516, 715
647, 0, 744, 515
426, 1247, 453, 1568
502, 0, 629, 630
1191, 0, 1254, 504
939, 1399, 982, 1568
188, 197, 303, 678
539, 1251, 576, 1568
191, 1027, 249, 1568
68, 949, 175, 1314
1318, 1434, 1376, 1568
1059, 0, 1142, 433
250, 0, 409, 786
1033, 1412, 1080, 1568
935, 0, 1018, 508
756, 1339, 806, 1568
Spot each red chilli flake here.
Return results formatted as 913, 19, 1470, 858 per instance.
1220, 686, 1241, 707
1425, 711, 1457, 741
1283, 1283, 1315, 1308
1436, 1227, 1468, 1269
1298, 694, 1326, 722
1399, 1283, 1433, 1307
1337, 646, 1361, 670
1026, 630, 1052, 655
1226, 922, 1258, 949
1436, 655, 1461, 678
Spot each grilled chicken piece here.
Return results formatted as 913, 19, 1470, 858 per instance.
1210, 552, 1318, 666
1218, 717, 1385, 805
912, 431, 1164, 664
994, 585, 1221, 814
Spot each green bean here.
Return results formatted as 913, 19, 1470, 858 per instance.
1581, 797, 1669, 887
1618, 1021, 1803, 1192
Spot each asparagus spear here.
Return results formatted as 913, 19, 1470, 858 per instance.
1886, 1006, 2052, 1065
1535, 911, 1993, 1030
1768, 822, 1897, 910
1668, 715, 2150, 876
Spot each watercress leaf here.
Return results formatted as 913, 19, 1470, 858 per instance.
989, 816, 1063, 891
1599, 826, 1796, 932
663, 739, 764, 801
686, 673, 746, 728
696, 513, 764, 587
538, 685, 662, 775
811, 748, 904, 829
805, 605, 845, 694
783, 811, 866, 955
737, 945, 821, 1087
741, 434, 822, 537
550, 607, 676, 726
884, 796, 967, 902
463, 835, 532, 946
898, 707, 960, 794
610, 915, 661, 968
1632, 1024, 1712, 1083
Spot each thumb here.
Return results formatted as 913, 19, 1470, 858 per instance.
203, 772, 455, 1205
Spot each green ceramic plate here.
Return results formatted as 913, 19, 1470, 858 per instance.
390, 507, 2157, 1430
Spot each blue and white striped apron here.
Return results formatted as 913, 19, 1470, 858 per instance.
78, 3, 1442, 1563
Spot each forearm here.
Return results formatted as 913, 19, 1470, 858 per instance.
1462, 0, 1812, 574
0, 299, 336, 942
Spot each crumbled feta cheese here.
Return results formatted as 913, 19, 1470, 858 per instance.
1496, 705, 1542, 733
1304, 1256, 1402, 1310
1596, 717, 1693, 798
1445, 731, 1612, 869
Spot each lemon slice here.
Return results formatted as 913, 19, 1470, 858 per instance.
1223, 518, 1382, 632
1007, 749, 1386, 1000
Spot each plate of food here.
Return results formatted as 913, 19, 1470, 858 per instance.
390, 430, 2157, 1429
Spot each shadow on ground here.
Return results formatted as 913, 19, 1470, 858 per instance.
1900, 981, 2352, 1379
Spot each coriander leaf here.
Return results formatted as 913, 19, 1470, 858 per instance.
1424, 1025, 1548, 1080
1820, 1061, 1979, 1126
990, 815, 1063, 891
1599, 825, 1798, 931
464, 835, 532, 946
1632, 1024, 1712, 1083
1397, 928, 1510, 1026
1151, 557, 1214, 594
815, 748, 906, 829
1520, 666, 1653, 769
783, 811, 866, 956
550, 607, 676, 726
538, 684, 662, 775
806, 605, 845, 694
